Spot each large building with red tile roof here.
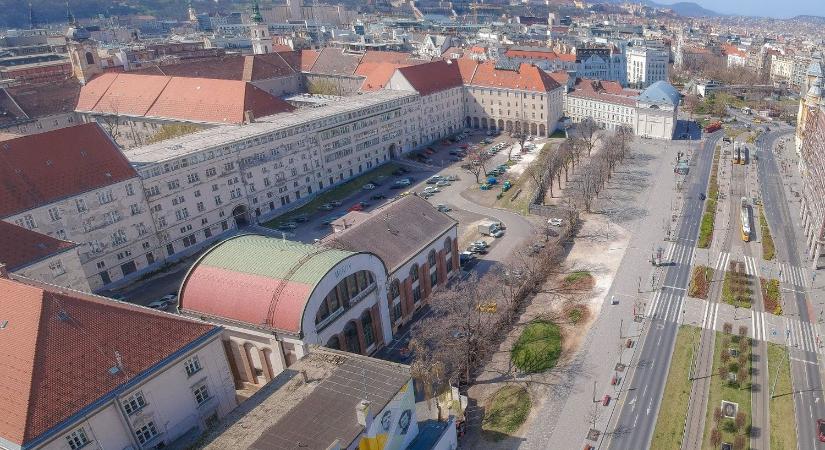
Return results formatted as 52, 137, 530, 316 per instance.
459, 59, 565, 136
179, 234, 391, 388
0, 123, 162, 291
75, 72, 295, 147
0, 221, 89, 291
0, 273, 236, 450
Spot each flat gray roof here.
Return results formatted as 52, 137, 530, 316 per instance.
122, 90, 415, 165
200, 347, 411, 450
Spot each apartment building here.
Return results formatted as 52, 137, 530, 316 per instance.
459, 59, 564, 136
386, 59, 465, 145
0, 222, 90, 291
0, 124, 161, 291
567, 87, 638, 131
627, 42, 669, 88
125, 90, 417, 259
0, 274, 237, 450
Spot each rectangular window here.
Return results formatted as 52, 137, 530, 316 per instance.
175, 208, 189, 221
65, 428, 89, 450
184, 355, 202, 377
167, 180, 180, 190
130, 204, 140, 215
75, 198, 87, 213
214, 195, 222, 206
206, 167, 217, 177
122, 391, 147, 415
97, 190, 114, 205
56, 229, 67, 240
187, 173, 200, 183
413, 285, 421, 303
48, 207, 61, 221
134, 421, 159, 445
193, 384, 210, 406
196, 202, 205, 212
23, 214, 37, 229
125, 183, 135, 196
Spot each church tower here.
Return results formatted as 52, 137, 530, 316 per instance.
65, 3, 101, 84
249, 0, 270, 55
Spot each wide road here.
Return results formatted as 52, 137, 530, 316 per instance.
607, 131, 720, 450
757, 130, 825, 449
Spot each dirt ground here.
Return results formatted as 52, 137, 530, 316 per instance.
462, 212, 631, 448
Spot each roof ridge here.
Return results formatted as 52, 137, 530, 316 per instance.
142, 74, 174, 116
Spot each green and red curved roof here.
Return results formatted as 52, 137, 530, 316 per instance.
179, 235, 355, 334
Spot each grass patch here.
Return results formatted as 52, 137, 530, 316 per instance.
768, 343, 797, 450
761, 278, 782, 315
261, 162, 400, 227
689, 265, 714, 299
759, 206, 775, 260
482, 385, 531, 439
721, 267, 753, 308
702, 332, 752, 450
698, 149, 721, 249
145, 123, 202, 144
564, 270, 591, 283
549, 129, 566, 138
511, 321, 563, 374
651, 325, 702, 449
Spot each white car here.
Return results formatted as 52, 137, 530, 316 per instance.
423, 186, 440, 193
362, 183, 376, 190
435, 180, 451, 187
471, 240, 489, 248
547, 218, 563, 227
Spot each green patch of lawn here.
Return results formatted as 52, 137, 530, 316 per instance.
689, 266, 713, 299
261, 162, 400, 227
702, 332, 752, 450
511, 321, 562, 374
564, 270, 592, 283
549, 129, 567, 138
651, 325, 702, 449
721, 269, 753, 309
767, 343, 796, 450
482, 385, 531, 440
759, 206, 775, 261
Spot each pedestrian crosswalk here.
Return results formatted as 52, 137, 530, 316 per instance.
777, 262, 809, 288
713, 252, 758, 277
645, 289, 684, 323
662, 242, 695, 265
784, 316, 821, 354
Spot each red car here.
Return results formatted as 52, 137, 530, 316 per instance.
602, 394, 611, 406
459, 144, 469, 149
818, 419, 825, 442
348, 202, 368, 212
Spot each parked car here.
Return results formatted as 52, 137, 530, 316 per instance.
294, 215, 309, 223
329, 200, 342, 207
147, 300, 170, 311
471, 240, 489, 248
423, 186, 440, 193
426, 176, 442, 184
349, 203, 365, 212
370, 193, 387, 200
435, 180, 451, 187
459, 251, 475, 265
468, 245, 488, 254
602, 395, 611, 406
278, 222, 298, 230
362, 183, 376, 190
318, 203, 334, 210
547, 218, 563, 227
436, 204, 451, 212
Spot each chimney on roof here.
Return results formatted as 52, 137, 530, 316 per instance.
356, 399, 373, 428
244, 110, 255, 124
0, 263, 7, 279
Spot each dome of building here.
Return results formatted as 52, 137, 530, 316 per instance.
638, 80, 680, 107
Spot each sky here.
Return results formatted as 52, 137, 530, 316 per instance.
652, 0, 824, 18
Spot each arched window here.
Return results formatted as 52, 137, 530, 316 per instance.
390, 279, 400, 299
428, 250, 437, 267
443, 237, 452, 253
344, 321, 360, 354
361, 311, 375, 348
85, 52, 95, 66
410, 264, 419, 281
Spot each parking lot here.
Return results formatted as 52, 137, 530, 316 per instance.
114, 128, 543, 308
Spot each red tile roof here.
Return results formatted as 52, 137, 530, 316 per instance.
77, 73, 294, 124
505, 49, 576, 62
130, 53, 298, 81
456, 57, 480, 83
548, 70, 570, 85
0, 222, 76, 271
299, 49, 320, 71
0, 123, 137, 218
0, 276, 218, 446
468, 61, 562, 92
394, 60, 464, 95
354, 52, 431, 92
568, 89, 638, 107
574, 78, 628, 95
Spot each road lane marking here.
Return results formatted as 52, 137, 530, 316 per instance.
711, 303, 720, 331
701, 299, 711, 329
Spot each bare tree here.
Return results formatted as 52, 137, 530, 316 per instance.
586, 403, 602, 430
576, 160, 599, 212
573, 118, 601, 156
465, 146, 492, 184
510, 132, 529, 161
